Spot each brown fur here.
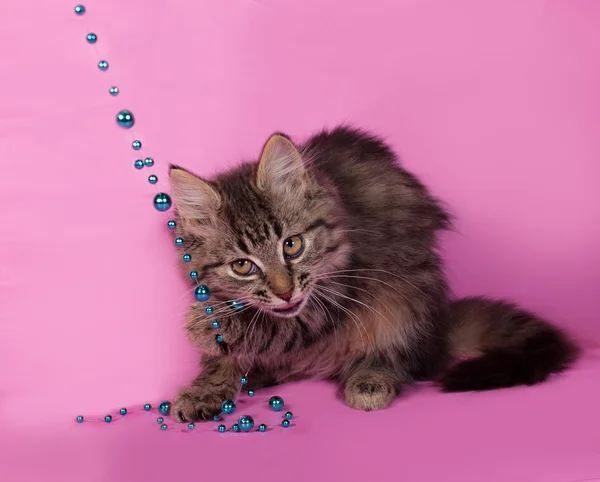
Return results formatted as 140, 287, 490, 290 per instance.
168, 126, 578, 422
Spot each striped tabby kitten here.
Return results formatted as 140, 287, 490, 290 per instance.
168, 127, 578, 422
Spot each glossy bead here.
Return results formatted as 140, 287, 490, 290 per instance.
76, 415, 84, 423
153, 193, 172, 212
269, 396, 284, 412
221, 400, 236, 415
248, 390, 255, 397
211, 320, 220, 329
258, 424, 267, 432
104, 415, 112, 423
230, 300, 244, 311
148, 175, 158, 184
134, 159, 144, 169
232, 424, 240, 432
215, 334, 224, 343
160, 424, 168, 431
74, 5, 85, 15
98, 60, 108, 71
183, 254, 191, 262
282, 419, 290, 428
158, 401, 171, 415
143, 404, 152, 411
109, 86, 119, 96
86, 33, 97, 43
188, 422, 195, 430
167, 220, 176, 230
175, 237, 184, 247
205, 306, 213, 315
143, 157, 154, 167
132, 140, 142, 150
285, 411, 293, 420
240, 377, 248, 385
190, 271, 198, 280
119, 408, 127, 416
194, 285, 211, 302
213, 415, 221, 421
238, 415, 254, 432
116, 110, 134, 128
157, 417, 164, 424
217, 424, 226, 433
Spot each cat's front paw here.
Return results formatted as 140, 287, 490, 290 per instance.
172, 386, 227, 423
343, 371, 398, 411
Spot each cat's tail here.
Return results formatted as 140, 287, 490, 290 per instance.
438, 296, 579, 392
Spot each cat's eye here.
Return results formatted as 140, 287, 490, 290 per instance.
231, 259, 257, 276
283, 234, 304, 259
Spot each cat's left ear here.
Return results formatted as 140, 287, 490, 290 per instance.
255, 133, 308, 194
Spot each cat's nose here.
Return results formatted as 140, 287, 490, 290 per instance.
276, 290, 294, 302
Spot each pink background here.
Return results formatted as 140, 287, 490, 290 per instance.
1, 0, 599, 481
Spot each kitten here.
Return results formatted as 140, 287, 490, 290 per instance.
168, 126, 578, 421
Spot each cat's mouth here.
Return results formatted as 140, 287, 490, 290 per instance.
270, 298, 305, 317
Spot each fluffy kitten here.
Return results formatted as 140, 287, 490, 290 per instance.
168, 126, 578, 422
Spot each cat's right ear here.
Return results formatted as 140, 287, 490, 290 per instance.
168, 165, 222, 220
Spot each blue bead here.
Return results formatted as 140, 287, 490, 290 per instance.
285, 411, 293, 420
167, 220, 176, 230
158, 401, 171, 415
161, 424, 168, 431
216, 334, 224, 343
240, 377, 248, 385
217, 424, 226, 433
188, 422, 195, 430
157, 417, 164, 424
194, 285, 211, 302
205, 306, 213, 315
213, 415, 221, 421
238, 415, 254, 432
258, 424, 267, 432
116, 110, 134, 128
269, 396, 284, 412
211, 320, 220, 329
104, 415, 112, 423
109, 86, 119, 96
248, 390, 255, 397
183, 254, 191, 262
153, 193, 172, 212
144, 157, 154, 167
76, 415, 84, 423
282, 419, 290, 428
175, 237, 184, 247
74, 5, 85, 15
190, 271, 198, 280
143, 404, 152, 411
232, 424, 240, 432
230, 300, 244, 311
148, 175, 158, 184
86, 33, 97, 43
98, 60, 108, 71
134, 159, 144, 169
119, 408, 127, 416
221, 400, 236, 415
132, 140, 142, 150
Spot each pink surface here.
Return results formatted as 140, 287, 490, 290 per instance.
1, 0, 599, 481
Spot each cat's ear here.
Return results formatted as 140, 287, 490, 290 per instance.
255, 133, 308, 193
169, 165, 222, 220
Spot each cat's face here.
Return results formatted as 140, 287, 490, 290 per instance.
169, 134, 350, 318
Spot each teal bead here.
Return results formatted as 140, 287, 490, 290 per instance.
205, 306, 213, 315
188, 422, 195, 430
194, 285, 211, 302
104, 415, 112, 423
232, 424, 240, 432
153, 193, 172, 212
269, 396, 284, 412
134, 159, 144, 169
230, 300, 244, 311
143, 404, 152, 411
285, 411, 293, 420
160, 424, 168, 431
132, 140, 142, 150
221, 400, 236, 415
175, 237, 184, 246
238, 415, 254, 432
282, 419, 290, 428
119, 408, 127, 415
74, 5, 85, 15
98, 60, 108, 71
258, 424, 267, 432
183, 254, 191, 262
157, 417, 164, 424
144, 157, 154, 167
159, 401, 171, 415
240, 377, 248, 385
216, 334, 224, 343
148, 174, 158, 184
248, 390, 255, 397
86, 33, 97, 43
109, 86, 119, 96
217, 424, 226, 433
167, 220, 176, 230
76, 415, 84, 423
211, 320, 220, 329
116, 110, 134, 128
190, 271, 198, 280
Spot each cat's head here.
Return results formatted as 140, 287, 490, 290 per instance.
169, 133, 350, 318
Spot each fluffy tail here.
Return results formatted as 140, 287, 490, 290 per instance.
438, 297, 579, 392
